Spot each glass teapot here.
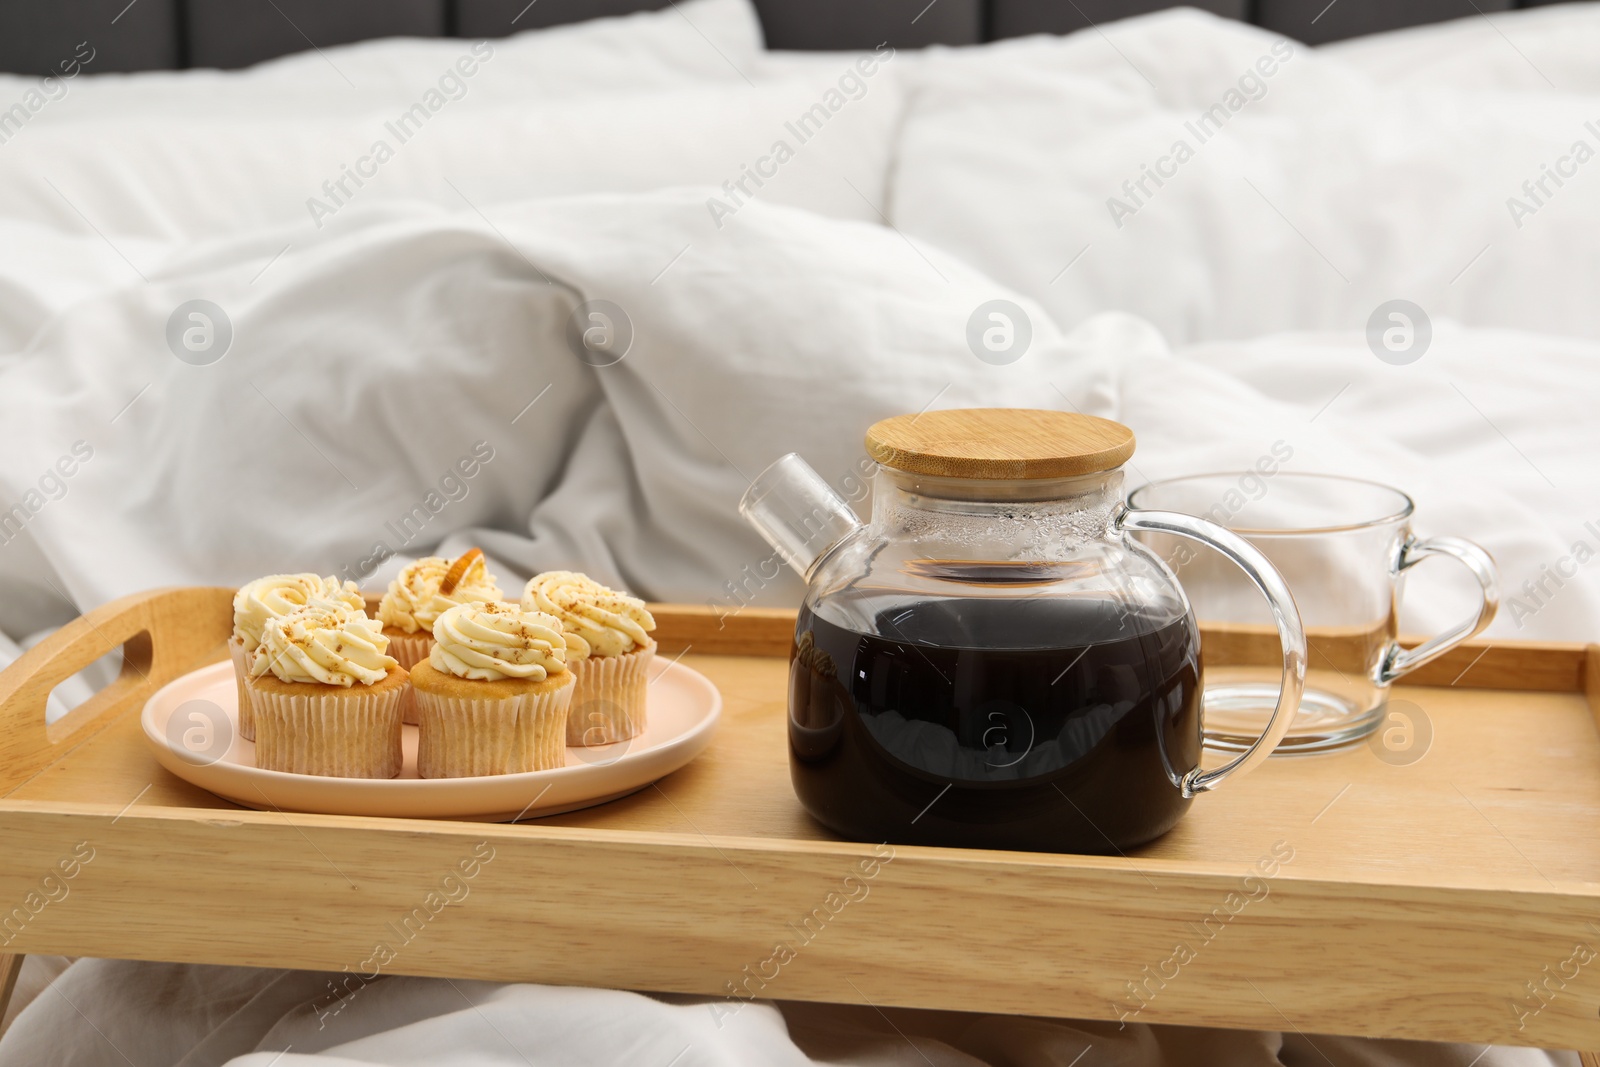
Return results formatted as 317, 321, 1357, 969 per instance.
739, 408, 1306, 854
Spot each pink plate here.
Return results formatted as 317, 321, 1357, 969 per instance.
140, 658, 721, 820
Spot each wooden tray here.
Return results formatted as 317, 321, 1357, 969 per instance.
1, 587, 1598, 1054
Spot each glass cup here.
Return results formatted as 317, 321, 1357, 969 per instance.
1127, 473, 1498, 754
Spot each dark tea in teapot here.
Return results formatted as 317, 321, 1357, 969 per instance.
741, 409, 1307, 855
791, 592, 1201, 853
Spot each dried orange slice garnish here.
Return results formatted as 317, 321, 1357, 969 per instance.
439, 547, 484, 596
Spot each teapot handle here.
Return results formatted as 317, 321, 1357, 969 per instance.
1115, 506, 1307, 797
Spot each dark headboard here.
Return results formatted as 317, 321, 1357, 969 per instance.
0, 0, 1574, 76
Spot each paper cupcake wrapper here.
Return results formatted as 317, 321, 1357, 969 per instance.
414, 678, 573, 778
567, 644, 654, 746
230, 637, 255, 742
386, 631, 433, 671
385, 631, 433, 726
250, 681, 405, 779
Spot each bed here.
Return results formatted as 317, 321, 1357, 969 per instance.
0, 0, 1597, 1064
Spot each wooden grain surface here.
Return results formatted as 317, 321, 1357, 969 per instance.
656, 606, 1590, 694
1199, 620, 1587, 692
0, 586, 231, 794
0, 954, 21, 1039
865, 408, 1136, 479
12, 651, 1600, 884
1, 801, 1597, 1044
1589, 646, 1600, 735
1, 589, 1599, 1050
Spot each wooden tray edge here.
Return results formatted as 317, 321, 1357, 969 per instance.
648, 605, 1595, 697
2, 595, 1594, 800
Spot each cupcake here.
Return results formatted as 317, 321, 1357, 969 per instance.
409, 601, 579, 778
230, 574, 364, 742
248, 605, 407, 778
521, 571, 656, 746
376, 548, 503, 724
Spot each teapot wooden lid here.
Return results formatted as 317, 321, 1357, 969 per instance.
865, 408, 1135, 479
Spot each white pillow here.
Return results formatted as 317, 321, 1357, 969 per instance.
0, 0, 774, 340
0, 0, 764, 121
1323, 3, 1600, 94
0, 69, 905, 243
890, 8, 1600, 344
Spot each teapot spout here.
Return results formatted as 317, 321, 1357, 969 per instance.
739, 453, 864, 579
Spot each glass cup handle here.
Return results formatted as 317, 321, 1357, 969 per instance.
1116, 506, 1307, 797
1376, 535, 1499, 684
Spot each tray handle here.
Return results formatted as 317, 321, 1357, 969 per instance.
0, 586, 233, 793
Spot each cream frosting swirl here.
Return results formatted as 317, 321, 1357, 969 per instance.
520, 571, 654, 658
233, 574, 364, 649
428, 601, 577, 682
252, 606, 397, 686
377, 553, 502, 634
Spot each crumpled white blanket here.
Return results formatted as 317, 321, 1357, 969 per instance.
1, 193, 1594, 651
0, 958, 1578, 1067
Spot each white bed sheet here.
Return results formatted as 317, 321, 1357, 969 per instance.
0, 4, 1595, 1066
